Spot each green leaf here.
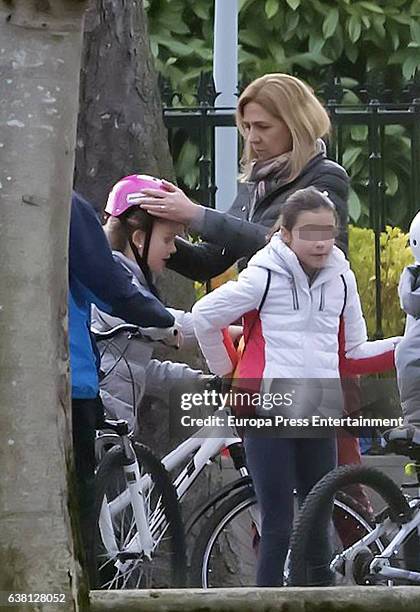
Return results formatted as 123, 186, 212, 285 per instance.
391, 14, 412, 25
373, 19, 386, 39
342, 89, 361, 105
309, 33, 325, 55
386, 125, 405, 137
265, 0, 279, 19
410, 19, 420, 45
340, 77, 359, 88
361, 15, 370, 28
358, 2, 384, 13
385, 170, 399, 196
403, 55, 420, 79
165, 56, 177, 67
343, 145, 363, 169
150, 39, 158, 58
241, 28, 266, 50
268, 40, 286, 61
344, 41, 358, 63
347, 16, 361, 43
286, 0, 301, 10
348, 188, 362, 222
158, 36, 195, 57
192, 4, 210, 20
283, 13, 300, 38
390, 28, 400, 51
322, 8, 339, 39
351, 125, 368, 142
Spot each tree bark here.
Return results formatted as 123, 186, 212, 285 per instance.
0, 1, 87, 609
74, 0, 174, 209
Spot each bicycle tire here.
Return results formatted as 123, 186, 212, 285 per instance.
189, 482, 377, 588
91, 442, 186, 589
288, 464, 420, 586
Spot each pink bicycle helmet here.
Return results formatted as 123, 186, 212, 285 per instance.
105, 174, 167, 216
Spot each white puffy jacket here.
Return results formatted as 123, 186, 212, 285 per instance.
192, 236, 398, 386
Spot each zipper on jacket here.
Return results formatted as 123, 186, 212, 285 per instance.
319, 285, 325, 311
290, 278, 300, 310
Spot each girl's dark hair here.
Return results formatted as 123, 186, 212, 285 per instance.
104, 208, 152, 252
269, 186, 338, 239
103, 207, 159, 297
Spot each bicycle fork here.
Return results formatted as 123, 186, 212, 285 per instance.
120, 436, 154, 559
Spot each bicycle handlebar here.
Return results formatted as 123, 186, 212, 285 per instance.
91, 322, 182, 348
91, 323, 143, 341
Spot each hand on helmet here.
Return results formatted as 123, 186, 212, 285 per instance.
137, 180, 203, 225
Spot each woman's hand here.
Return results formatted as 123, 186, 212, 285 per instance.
138, 179, 203, 225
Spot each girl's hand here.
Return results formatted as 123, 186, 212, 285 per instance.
138, 179, 203, 225
392, 336, 403, 348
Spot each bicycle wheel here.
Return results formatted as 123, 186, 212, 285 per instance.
91, 442, 186, 589
289, 464, 420, 586
189, 483, 377, 587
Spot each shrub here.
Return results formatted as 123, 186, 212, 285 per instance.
348, 224, 413, 337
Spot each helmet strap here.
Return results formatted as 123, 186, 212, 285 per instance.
121, 216, 161, 299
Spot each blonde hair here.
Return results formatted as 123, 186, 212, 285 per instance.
236, 73, 331, 182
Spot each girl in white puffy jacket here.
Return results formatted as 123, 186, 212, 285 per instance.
192, 186, 400, 586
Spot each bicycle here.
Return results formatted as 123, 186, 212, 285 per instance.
288, 437, 420, 587
91, 322, 387, 589
90, 324, 186, 590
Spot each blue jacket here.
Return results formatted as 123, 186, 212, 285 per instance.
69, 192, 174, 399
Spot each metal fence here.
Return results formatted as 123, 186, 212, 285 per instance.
160, 70, 420, 337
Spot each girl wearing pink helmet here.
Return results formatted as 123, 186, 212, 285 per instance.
104, 174, 178, 295
92, 174, 204, 430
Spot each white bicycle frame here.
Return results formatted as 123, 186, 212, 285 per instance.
330, 497, 420, 584
162, 408, 243, 501
98, 407, 244, 560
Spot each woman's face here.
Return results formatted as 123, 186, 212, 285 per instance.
281, 209, 337, 274
242, 101, 293, 161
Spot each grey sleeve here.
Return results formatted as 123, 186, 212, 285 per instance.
198, 207, 268, 260
144, 358, 202, 403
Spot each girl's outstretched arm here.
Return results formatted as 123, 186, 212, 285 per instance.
192, 267, 267, 376
340, 270, 401, 375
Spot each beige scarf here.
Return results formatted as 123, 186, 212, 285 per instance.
246, 152, 292, 221
245, 139, 326, 221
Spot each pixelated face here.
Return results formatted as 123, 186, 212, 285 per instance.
281, 209, 337, 274
409, 211, 420, 263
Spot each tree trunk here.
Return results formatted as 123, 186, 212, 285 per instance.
74, 0, 174, 209
0, 1, 87, 609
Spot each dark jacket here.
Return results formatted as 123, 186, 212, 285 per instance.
168, 153, 349, 282
69, 192, 174, 399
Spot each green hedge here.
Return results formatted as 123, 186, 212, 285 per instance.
349, 224, 413, 337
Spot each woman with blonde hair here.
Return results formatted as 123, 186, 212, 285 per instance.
138, 72, 349, 276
